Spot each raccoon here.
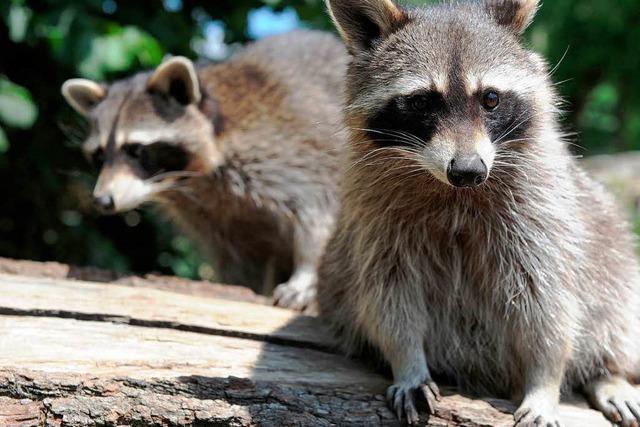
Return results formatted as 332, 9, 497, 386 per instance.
318, 0, 640, 425
62, 30, 348, 309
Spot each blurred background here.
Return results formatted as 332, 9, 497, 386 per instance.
1, 0, 638, 280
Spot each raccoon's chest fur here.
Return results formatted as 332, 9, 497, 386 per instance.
417, 229, 519, 395
415, 218, 516, 394
381, 195, 568, 395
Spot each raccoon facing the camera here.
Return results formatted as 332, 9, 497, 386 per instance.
62, 30, 348, 309
318, 0, 640, 425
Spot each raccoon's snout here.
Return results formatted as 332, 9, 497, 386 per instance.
447, 155, 488, 188
93, 194, 116, 214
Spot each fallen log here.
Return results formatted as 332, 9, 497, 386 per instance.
0, 261, 615, 426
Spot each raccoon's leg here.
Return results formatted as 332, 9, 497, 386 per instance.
384, 337, 440, 425
273, 216, 332, 310
513, 338, 569, 427
359, 288, 440, 424
584, 375, 640, 426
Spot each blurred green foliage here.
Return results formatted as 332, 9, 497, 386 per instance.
0, 0, 638, 279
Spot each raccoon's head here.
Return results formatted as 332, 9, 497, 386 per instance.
62, 57, 222, 214
327, 0, 554, 189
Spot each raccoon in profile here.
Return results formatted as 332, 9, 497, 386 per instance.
62, 30, 348, 309
318, 0, 640, 425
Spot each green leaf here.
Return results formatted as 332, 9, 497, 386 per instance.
0, 76, 38, 128
0, 126, 8, 154
7, 4, 32, 42
78, 26, 164, 79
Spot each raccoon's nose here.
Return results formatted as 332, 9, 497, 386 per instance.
93, 194, 115, 214
447, 156, 488, 188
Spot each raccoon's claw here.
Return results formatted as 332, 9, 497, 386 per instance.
386, 380, 440, 425
585, 376, 640, 427
514, 399, 562, 427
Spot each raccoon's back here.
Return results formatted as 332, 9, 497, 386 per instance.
234, 30, 348, 99
200, 31, 347, 213
200, 31, 347, 151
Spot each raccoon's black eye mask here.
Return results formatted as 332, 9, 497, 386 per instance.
481, 90, 534, 145
367, 90, 446, 147
123, 142, 191, 178
367, 88, 534, 147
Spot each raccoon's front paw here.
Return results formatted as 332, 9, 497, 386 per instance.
585, 376, 640, 426
386, 380, 440, 425
514, 396, 562, 427
272, 275, 316, 311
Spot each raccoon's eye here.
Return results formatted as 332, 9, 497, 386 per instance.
139, 142, 190, 177
482, 90, 500, 110
91, 148, 105, 168
408, 95, 431, 112
123, 143, 145, 159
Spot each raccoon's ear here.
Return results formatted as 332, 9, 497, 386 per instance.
325, 0, 408, 53
146, 56, 201, 105
61, 79, 107, 117
484, 0, 539, 35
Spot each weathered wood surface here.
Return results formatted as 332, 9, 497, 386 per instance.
0, 263, 614, 426
0, 273, 333, 350
0, 257, 268, 304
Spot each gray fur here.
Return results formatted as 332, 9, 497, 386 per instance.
319, 0, 640, 425
63, 30, 348, 308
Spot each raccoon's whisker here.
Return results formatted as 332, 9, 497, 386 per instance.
363, 149, 425, 165
386, 129, 425, 146
490, 167, 523, 183
493, 110, 546, 145
396, 168, 430, 179
358, 157, 417, 171
362, 157, 420, 167
374, 144, 424, 157
492, 160, 522, 167
361, 137, 423, 149
558, 131, 579, 139
493, 109, 537, 143
553, 78, 573, 87
347, 146, 423, 171
495, 150, 580, 164
564, 141, 586, 152
495, 108, 547, 143
493, 116, 530, 145
492, 153, 540, 171
160, 180, 194, 191
547, 45, 570, 78
365, 138, 420, 146
347, 147, 401, 170
492, 156, 535, 170
354, 128, 410, 140
498, 137, 537, 146
147, 170, 203, 183
379, 163, 428, 173
352, 128, 425, 148
381, 161, 428, 176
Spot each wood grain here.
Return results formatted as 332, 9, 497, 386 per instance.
0, 273, 333, 350
0, 264, 616, 426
